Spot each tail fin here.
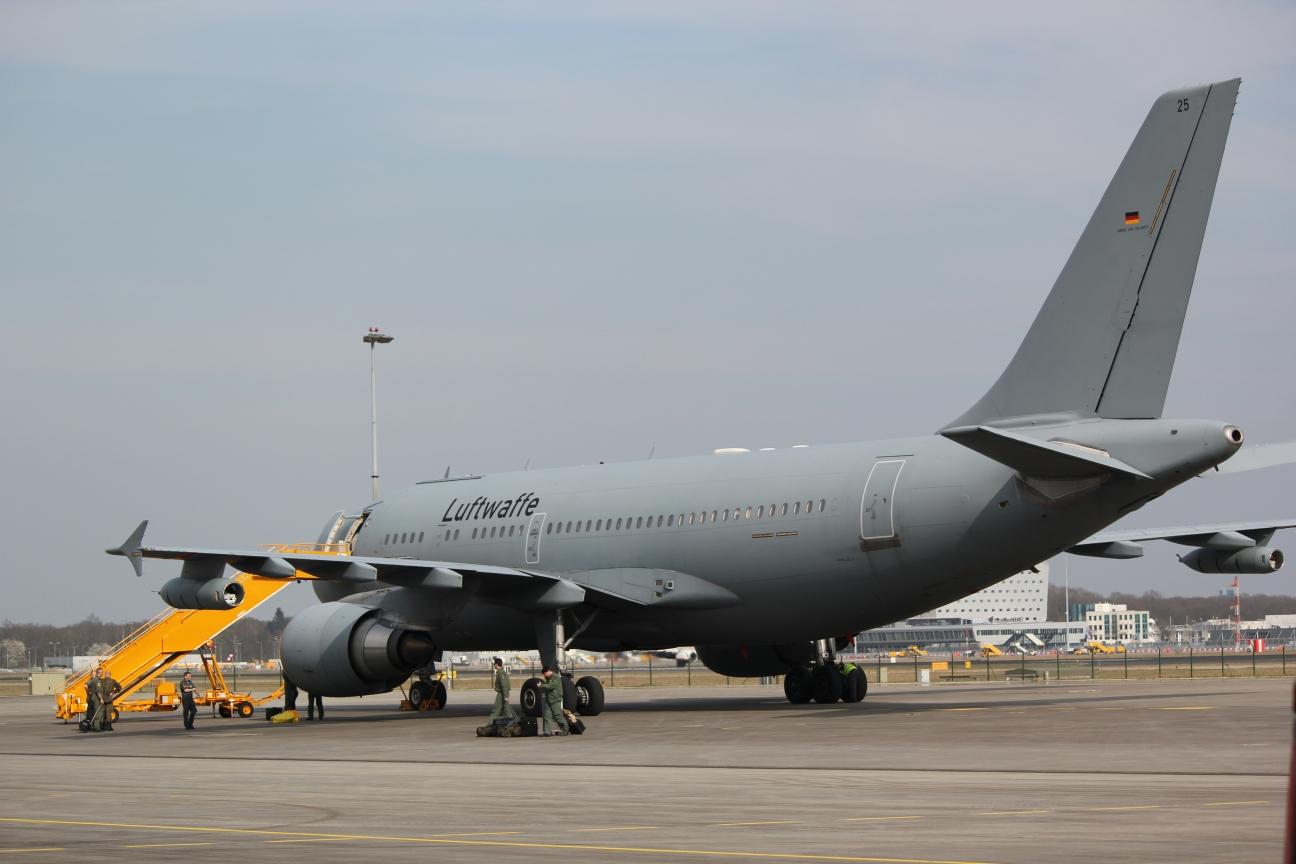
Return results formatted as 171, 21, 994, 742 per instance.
948, 78, 1240, 429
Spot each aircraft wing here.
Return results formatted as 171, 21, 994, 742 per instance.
1069, 518, 1296, 559
107, 520, 740, 611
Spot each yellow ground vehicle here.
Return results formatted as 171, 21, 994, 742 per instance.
110, 645, 283, 720
1084, 641, 1126, 654
979, 644, 1003, 657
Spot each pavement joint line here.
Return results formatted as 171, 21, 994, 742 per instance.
0, 816, 1004, 864
1201, 800, 1269, 807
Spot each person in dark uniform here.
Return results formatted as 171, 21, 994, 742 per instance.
282, 674, 299, 712
180, 670, 198, 730
82, 668, 103, 730
488, 657, 515, 721
306, 689, 323, 720
539, 666, 568, 736
99, 668, 122, 732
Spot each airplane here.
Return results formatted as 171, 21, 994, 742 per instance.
109, 77, 1295, 717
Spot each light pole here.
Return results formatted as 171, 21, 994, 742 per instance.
363, 327, 394, 502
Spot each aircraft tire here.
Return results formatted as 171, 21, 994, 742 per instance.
519, 678, 543, 718
575, 676, 605, 716
431, 680, 448, 710
841, 667, 866, 703
408, 680, 431, 708
811, 666, 843, 704
783, 667, 813, 704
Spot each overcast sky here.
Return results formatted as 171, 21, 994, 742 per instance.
2, 2, 1294, 624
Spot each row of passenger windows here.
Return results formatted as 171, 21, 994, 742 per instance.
542, 499, 826, 537
390, 499, 829, 546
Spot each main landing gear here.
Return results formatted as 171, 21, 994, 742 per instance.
519, 609, 607, 718
783, 638, 867, 705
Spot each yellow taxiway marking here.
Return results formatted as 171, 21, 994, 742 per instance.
844, 816, 924, 823
1155, 707, 1214, 711
123, 842, 214, 848
1201, 800, 1269, 807
1085, 805, 1161, 812
974, 810, 1049, 817
711, 820, 802, 827
0, 816, 1002, 864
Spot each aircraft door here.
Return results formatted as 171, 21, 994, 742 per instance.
525, 512, 546, 564
860, 459, 905, 543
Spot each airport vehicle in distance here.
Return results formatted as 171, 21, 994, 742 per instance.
110, 78, 1294, 714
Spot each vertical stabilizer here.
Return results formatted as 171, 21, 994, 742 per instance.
948, 79, 1240, 429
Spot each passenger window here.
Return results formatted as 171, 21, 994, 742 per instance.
806, 500, 813, 512
756, 506, 764, 518
733, 508, 741, 520
596, 519, 603, 531
472, 528, 478, 539
419, 532, 424, 542
678, 513, 685, 525
575, 521, 582, 533
781, 503, 788, 516
745, 507, 752, 518
688, 513, 695, 525
454, 529, 460, 540
384, 534, 390, 544
721, 510, 728, 522
585, 520, 592, 532
819, 499, 826, 512
545, 523, 552, 535
565, 521, 572, 532
794, 502, 801, 515
616, 518, 623, 529
657, 515, 664, 528
711, 510, 718, 523
635, 517, 643, 529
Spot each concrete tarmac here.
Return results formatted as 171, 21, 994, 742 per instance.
0, 676, 1288, 863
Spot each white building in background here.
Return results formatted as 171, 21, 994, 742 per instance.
924, 563, 1049, 623
1082, 603, 1151, 643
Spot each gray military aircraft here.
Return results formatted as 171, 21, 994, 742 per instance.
109, 78, 1294, 715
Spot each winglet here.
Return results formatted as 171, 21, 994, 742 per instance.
106, 520, 149, 578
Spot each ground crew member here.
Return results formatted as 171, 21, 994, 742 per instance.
282, 674, 298, 712
488, 657, 515, 721
306, 689, 324, 720
82, 669, 102, 733
539, 666, 568, 736
180, 670, 198, 730
99, 668, 122, 731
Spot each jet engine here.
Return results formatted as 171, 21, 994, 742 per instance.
696, 643, 816, 678
1180, 546, 1284, 574
159, 576, 245, 610
280, 602, 436, 697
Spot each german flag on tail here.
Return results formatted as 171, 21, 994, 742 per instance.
1124, 211, 1140, 225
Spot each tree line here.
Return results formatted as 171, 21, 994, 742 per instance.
1046, 585, 1295, 625
0, 608, 290, 668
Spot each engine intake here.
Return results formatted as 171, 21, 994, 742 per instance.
1181, 546, 1284, 574
159, 577, 245, 610
281, 602, 436, 697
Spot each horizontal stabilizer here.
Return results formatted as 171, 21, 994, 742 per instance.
941, 425, 1151, 479
1206, 440, 1296, 475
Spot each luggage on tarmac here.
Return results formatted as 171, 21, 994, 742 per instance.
562, 709, 586, 735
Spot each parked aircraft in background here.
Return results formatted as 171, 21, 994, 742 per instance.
111, 78, 1294, 717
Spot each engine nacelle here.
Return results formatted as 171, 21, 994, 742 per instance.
159, 576, 245, 610
1181, 546, 1284, 574
281, 602, 436, 697
696, 643, 816, 678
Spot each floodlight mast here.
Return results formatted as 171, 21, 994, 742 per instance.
363, 328, 394, 502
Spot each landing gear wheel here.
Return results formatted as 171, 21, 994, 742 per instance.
783, 667, 813, 704
841, 667, 866, 703
236, 701, 254, 718
408, 680, 431, 708
430, 680, 447, 710
811, 666, 843, 704
218, 704, 232, 718
520, 678, 543, 718
575, 676, 605, 716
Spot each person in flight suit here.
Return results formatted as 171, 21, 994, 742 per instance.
99, 668, 122, 731
488, 657, 516, 721
539, 666, 568, 736
180, 670, 198, 730
82, 669, 102, 733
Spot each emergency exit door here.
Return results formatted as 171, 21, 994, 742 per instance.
525, 512, 546, 564
860, 459, 905, 542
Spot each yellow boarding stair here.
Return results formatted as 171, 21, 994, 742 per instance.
55, 543, 343, 721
